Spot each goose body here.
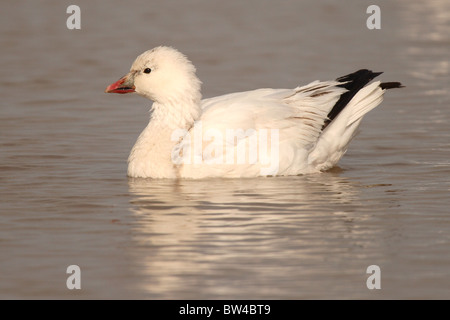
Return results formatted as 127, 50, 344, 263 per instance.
105, 46, 401, 178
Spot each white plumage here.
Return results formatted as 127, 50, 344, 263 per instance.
105, 46, 401, 179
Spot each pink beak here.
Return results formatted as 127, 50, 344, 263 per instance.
105, 73, 135, 94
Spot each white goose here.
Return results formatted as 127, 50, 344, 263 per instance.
106, 46, 402, 179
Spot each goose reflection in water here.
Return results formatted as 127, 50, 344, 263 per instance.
125, 172, 384, 298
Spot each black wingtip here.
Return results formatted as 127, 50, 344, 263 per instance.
322, 69, 402, 131
380, 82, 404, 90
325, 69, 383, 125
336, 69, 383, 89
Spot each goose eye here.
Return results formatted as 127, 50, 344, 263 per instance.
143, 68, 152, 74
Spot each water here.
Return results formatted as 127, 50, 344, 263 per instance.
1, 0, 449, 299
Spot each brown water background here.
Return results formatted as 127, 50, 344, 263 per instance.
1, 0, 449, 299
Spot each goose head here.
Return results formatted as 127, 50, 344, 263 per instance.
105, 46, 202, 104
